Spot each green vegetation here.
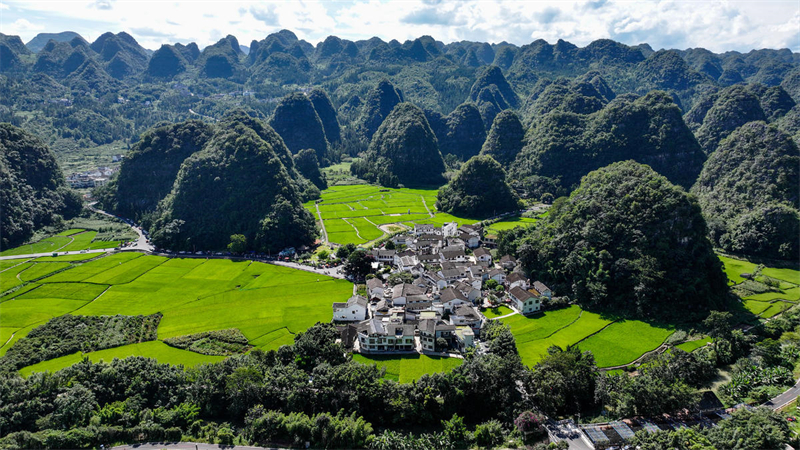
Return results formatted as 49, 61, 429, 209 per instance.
513, 91, 706, 193
269, 92, 329, 162
305, 184, 478, 245
486, 216, 538, 233
436, 155, 521, 218
577, 320, 674, 367
163, 328, 251, 356
479, 110, 525, 166
149, 112, 318, 252
0, 124, 82, 250
693, 121, 799, 260
352, 102, 445, 187
482, 305, 513, 319
675, 336, 712, 352
352, 353, 463, 383
0, 313, 162, 372
0, 255, 354, 375
507, 161, 728, 320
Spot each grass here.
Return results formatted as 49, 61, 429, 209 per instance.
483, 305, 514, 319
576, 320, 674, 368
676, 337, 712, 352
1, 230, 121, 257
0, 262, 34, 291
486, 216, 539, 233
761, 267, 800, 285
18, 262, 72, 282
718, 255, 760, 285
308, 185, 480, 245
20, 341, 225, 376
0, 236, 72, 256
743, 287, 800, 302
4, 256, 355, 376
352, 353, 463, 383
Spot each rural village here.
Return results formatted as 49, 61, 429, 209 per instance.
332, 222, 552, 359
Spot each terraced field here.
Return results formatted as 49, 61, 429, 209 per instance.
0, 253, 354, 375
718, 255, 800, 318
305, 185, 479, 245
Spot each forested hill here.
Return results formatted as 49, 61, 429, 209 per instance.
2, 29, 799, 259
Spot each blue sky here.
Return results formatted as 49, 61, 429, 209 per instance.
1, 0, 798, 53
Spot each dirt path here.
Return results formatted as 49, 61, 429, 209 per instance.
342, 218, 364, 240
420, 195, 434, 217
315, 203, 329, 245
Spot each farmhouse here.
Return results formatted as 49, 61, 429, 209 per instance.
509, 286, 541, 315
506, 272, 528, 290
473, 247, 492, 262
356, 319, 416, 353
367, 277, 385, 299
533, 281, 552, 299
333, 295, 369, 322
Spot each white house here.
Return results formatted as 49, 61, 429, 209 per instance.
332, 295, 369, 322
449, 305, 483, 334
367, 277, 385, 299
499, 255, 517, 270
414, 224, 436, 236
440, 287, 470, 312
371, 249, 396, 264
488, 268, 506, 283
508, 286, 541, 315
473, 247, 492, 263
440, 247, 467, 263
506, 272, 529, 291
454, 281, 481, 303
533, 281, 553, 299
442, 222, 459, 237
356, 319, 416, 353
392, 283, 425, 306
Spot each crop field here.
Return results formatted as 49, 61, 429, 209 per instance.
0, 229, 119, 257
18, 262, 72, 282
0, 254, 354, 376
676, 337, 712, 352
352, 353, 463, 383
486, 216, 539, 233
718, 255, 760, 285
306, 185, 479, 245
576, 321, 674, 367
500, 305, 673, 368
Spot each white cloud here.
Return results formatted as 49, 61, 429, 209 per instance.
0, 18, 43, 36
0, 0, 797, 52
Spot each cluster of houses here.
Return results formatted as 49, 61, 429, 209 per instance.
67, 166, 117, 189
333, 222, 552, 357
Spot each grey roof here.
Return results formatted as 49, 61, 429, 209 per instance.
332, 302, 347, 309
533, 281, 551, 293
393, 283, 425, 298
406, 301, 433, 311
347, 295, 368, 308
509, 286, 535, 301
473, 247, 491, 258
441, 249, 465, 260
374, 300, 391, 311
469, 265, 486, 274
506, 272, 527, 283
453, 305, 480, 320
418, 253, 440, 262
406, 294, 429, 304
441, 287, 468, 302
500, 255, 516, 264
441, 268, 462, 279
367, 278, 384, 290
419, 318, 437, 335
488, 268, 505, 277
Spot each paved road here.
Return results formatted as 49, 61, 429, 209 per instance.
88, 203, 154, 252
764, 378, 800, 410
111, 442, 283, 450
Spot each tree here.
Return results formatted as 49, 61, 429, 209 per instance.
336, 243, 356, 260
384, 240, 396, 250
704, 310, 733, 351
473, 419, 505, 449
227, 234, 247, 253
436, 155, 520, 218
436, 338, 449, 352
344, 249, 374, 282
387, 271, 414, 286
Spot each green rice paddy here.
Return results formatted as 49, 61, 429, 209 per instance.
676, 337, 712, 352
352, 353, 463, 383
0, 229, 119, 257
306, 185, 478, 245
501, 305, 673, 368
1, 254, 354, 376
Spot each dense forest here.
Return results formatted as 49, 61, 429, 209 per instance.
2, 28, 798, 258
0, 123, 82, 249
